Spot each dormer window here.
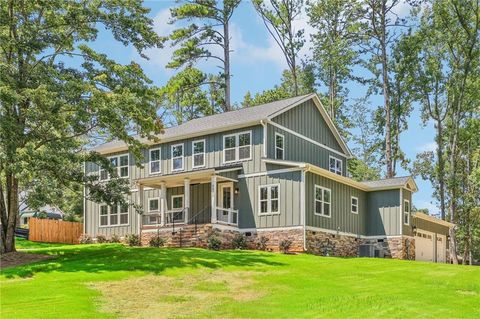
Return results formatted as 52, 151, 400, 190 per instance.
329, 156, 342, 175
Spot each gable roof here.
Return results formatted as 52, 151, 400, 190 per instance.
361, 176, 418, 192
92, 94, 352, 156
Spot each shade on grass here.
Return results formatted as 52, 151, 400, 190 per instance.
1, 244, 479, 319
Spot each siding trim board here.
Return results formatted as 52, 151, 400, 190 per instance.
239, 167, 302, 178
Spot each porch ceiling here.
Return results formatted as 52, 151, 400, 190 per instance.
136, 169, 236, 188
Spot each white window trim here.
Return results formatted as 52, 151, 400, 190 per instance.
99, 203, 129, 227
149, 148, 161, 175
258, 184, 280, 216
192, 139, 206, 169
171, 194, 184, 212
171, 143, 184, 172
275, 132, 285, 160
351, 196, 359, 214
99, 154, 129, 181
329, 155, 342, 175
314, 185, 332, 218
148, 198, 160, 213
404, 199, 410, 225
223, 130, 252, 164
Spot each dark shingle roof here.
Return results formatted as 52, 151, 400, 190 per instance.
93, 94, 314, 153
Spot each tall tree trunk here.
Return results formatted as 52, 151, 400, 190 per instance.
5, 172, 19, 253
380, 2, 393, 178
223, 19, 231, 112
448, 118, 459, 264
436, 119, 447, 220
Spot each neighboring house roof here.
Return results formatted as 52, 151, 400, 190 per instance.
92, 94, 352, 157
263, 158, 418, 192
19, 205, 65, 217
20, 211, 63, 220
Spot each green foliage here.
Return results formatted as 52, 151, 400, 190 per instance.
79, 235, 93, 245
231, 234, 247, 250
148, 235, 166, 248
0, 0, 163, 252
279, 239, 293, 254
307, 0, 362, 122
96, 235, 108, 244
207, 234, 221, 250
109, 234, 121, 244
255, 236, 269, 251
253, 0, 305, 95
167, 0, 241, 110
125, 234, 141, 247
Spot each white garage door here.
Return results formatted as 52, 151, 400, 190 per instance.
436, 235, 446, 263
415, 231, 434, 262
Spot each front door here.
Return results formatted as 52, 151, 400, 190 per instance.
218, 182, 233, 210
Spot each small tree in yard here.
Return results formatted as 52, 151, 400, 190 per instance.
0, 1, 163, 253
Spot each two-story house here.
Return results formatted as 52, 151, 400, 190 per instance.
84, 94, 453, 262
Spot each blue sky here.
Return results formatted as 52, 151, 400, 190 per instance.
90, 1, 439, 215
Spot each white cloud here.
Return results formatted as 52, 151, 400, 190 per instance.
416, 141, 437, 153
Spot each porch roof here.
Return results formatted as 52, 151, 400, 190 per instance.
136, 167, 239, 188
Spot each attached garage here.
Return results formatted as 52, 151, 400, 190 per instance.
413, 213, 453, 263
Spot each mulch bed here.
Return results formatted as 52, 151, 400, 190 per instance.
0, 251, 53, 269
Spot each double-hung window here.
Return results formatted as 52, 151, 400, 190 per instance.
148, 198, 160, 224
314, 185, 331, 217
99, 154, 129, 180
223, 131, 252, 163
258, 184, 280, 215
192, 140, 206, 168
171, 143, 184, 171
149, 148, 161, 174
99, 203, 129, 226
171, 195, 184, 211
404, 199, 410, 225
329, 156, 342, 175
275, 133, 285, 160
351, 196, 358, 214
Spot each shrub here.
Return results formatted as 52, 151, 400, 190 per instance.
279, 239, 292, 254
96, 234, 107, 244
125, 234, 141, 247
149, 235, 166, 248
79, 234, 93, 244
109, 234, 121, 243
207, 234, 221, 250
256, 236, 269, 251
231, 234, 247, 250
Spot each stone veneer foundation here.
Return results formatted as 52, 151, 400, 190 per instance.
139, 224, 304, 252
137, 225, 415, 260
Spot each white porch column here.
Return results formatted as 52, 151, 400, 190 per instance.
211, 175, 217, 223
184, 178, 190, 222
138, 184, 144, 235
160, 182, 166, 226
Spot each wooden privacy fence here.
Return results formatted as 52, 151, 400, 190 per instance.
29, 218, 83, 244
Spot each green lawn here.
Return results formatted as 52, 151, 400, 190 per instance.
1, 243, 479, 319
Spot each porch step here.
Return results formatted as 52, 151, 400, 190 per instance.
144, 224, 212, 248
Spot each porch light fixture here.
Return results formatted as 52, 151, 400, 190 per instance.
235, 188, 239, 195
412, 225, 417, 236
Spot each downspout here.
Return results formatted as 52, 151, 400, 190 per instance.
301, 168, 307, 251
399, 188, 403, 236
260, 120, 268, 158
83, 161, 86, 235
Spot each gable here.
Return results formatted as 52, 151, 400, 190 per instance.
270, 98, 347, 155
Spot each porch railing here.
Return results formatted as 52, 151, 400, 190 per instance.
141, 209, 186, 226
216, 207, 238, 226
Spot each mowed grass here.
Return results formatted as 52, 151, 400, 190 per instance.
1, 243, 479, 319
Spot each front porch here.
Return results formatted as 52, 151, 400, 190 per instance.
136, 168, 240, 231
